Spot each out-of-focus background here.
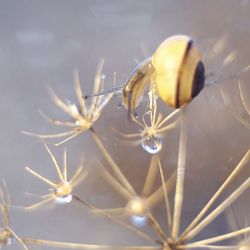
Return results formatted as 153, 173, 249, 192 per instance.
0, 1, 249, 249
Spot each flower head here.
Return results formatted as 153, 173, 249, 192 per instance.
119, 85, 179, 154
24, 144, 86, 210
22, 59, 113, 146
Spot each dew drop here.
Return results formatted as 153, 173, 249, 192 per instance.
130, 215, 147, 228
141, 134, 162, 154
55, 194, 72, 204
117, 103, 122, 109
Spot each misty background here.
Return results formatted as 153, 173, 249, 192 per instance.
0, 1, 250, 249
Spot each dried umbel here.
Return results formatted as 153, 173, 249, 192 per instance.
19, 121, 250, 250
24, 144, 86, 210
0, 184, 28, 249
86, 115, 250, 250
22, 59, 113, 146
5, 33, 250, 250
119, 86, 179, 154
94, 153, 175, 228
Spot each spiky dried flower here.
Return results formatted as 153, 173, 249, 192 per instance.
22, 59, 113, 146
0, 183, 28, 249
118, 85, 179, 154
24, 144, 86, 210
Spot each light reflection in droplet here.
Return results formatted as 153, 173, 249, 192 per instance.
130, 215, 147, 228
55, 194, 72, 204
141, 134, 162, 154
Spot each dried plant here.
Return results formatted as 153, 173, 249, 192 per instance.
225, 207, 250, 249
3, 34, 250, 250
118, 86, 179, 154
0, 183, 28, 249
24, 143, 86, 210
81, 113, 250, 249
96, 153, 176, 231
21, 59, 113, 146
219, 66, 250, 129
17, 112, 250, 250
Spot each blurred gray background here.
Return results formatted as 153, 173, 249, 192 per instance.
0, 0, 250, 249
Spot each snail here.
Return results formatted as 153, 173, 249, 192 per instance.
85, 35, 205, 116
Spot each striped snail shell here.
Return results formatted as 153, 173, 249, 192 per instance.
151, 35, 205, 108
123, 35, 205, 115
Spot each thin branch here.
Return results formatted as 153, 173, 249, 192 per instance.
172, 108, 188, 239
91, 129, 136, 196
180, 149, 250, 240
183, 177, 250, 241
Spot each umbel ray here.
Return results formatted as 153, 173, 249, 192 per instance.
19, 118, 250, 250
21, 59, 114, 146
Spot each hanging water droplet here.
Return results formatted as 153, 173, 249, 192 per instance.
55, 194, 72, 204
130, 215, 147, 228
141, 134, 162, 154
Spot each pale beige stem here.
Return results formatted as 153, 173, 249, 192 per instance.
157, 121, 177, 134
73, 69, 87, 115
172, 109, 188, 239
48, 86, 79, 120
183, 226, 250, 248
63, 148, 68, 181
21, 130, 77, 139
157, 109, 180, 128
73, 195, 156, 244
157, 157, 172, 234
148, 213, 167, 242
43, 143, 64, 183
99, 207, 127, 217
24, 196, 54, 211
91, 130, 136, 196
71, 168, 87, 189
90, 59, 105, 112
23, 237, 161, 250
8, 228, 28, 250
238, 80, 250, 115
54, 131, 81, 146
183, 177, 250, 241
147, 170, 176, 209
99, 162, 133, 201
142, 156, 158, 196
25, 167, 56, 187
70, 166, 84, 185
39, 109, 76, 127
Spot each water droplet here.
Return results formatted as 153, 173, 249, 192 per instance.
141, 134, 162, 154
55, 194, 72, 204
6, 235, 13, 245
130, 215, 147, 228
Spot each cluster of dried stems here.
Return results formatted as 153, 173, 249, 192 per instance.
1, 54, 250, 250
